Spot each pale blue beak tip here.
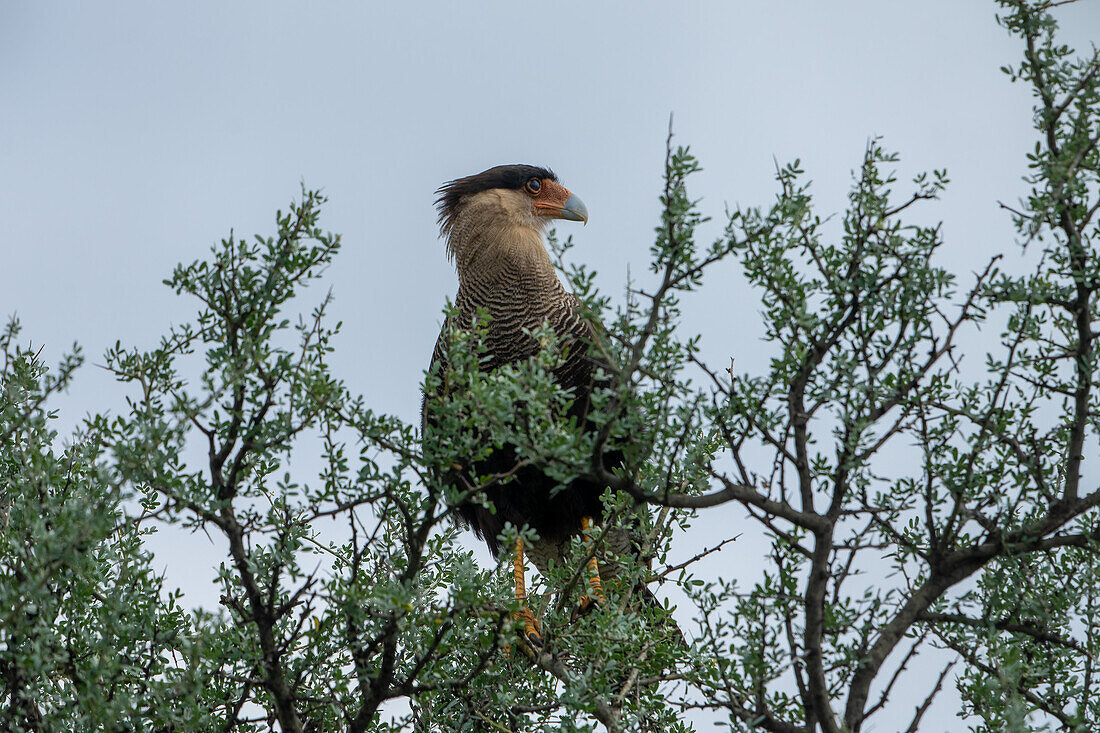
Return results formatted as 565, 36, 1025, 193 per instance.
561, 193, 588, 224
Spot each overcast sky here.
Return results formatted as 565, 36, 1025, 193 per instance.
3, 1, 1099, 728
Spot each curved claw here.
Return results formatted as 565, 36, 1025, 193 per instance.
515, 607, 543, 648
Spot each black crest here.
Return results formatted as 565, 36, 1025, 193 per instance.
435, 164, 556, 235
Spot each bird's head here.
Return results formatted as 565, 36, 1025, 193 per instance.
435, 165, 588, 274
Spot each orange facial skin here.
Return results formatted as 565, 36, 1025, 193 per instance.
528, 178, 588, 223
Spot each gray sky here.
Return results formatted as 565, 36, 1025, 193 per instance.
4, 1, 1099, 728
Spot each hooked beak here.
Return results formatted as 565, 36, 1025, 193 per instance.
557, 193, 588, 224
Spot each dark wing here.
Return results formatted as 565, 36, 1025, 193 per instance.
421, 297, 622, 553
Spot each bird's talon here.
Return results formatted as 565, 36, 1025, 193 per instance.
572, 593, 605, 621
514, 608, 543, 648
581, 593, 604, 612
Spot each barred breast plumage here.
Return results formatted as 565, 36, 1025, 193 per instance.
426, 259, 620, 559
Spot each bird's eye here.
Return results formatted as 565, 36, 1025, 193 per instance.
525, 178, 541, 195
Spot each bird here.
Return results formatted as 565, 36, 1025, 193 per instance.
421, 164, 634, 646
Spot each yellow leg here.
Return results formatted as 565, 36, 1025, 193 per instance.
577, 516, 606, 614
513, 537, 542, 646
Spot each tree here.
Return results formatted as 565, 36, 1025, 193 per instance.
1, 0, 1097, 730
0, 322, 211, 730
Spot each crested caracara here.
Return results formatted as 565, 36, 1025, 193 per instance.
422, 164, 631, 645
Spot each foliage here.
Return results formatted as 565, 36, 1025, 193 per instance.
1, 1, 1098, 731
0, 321, 209, 730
